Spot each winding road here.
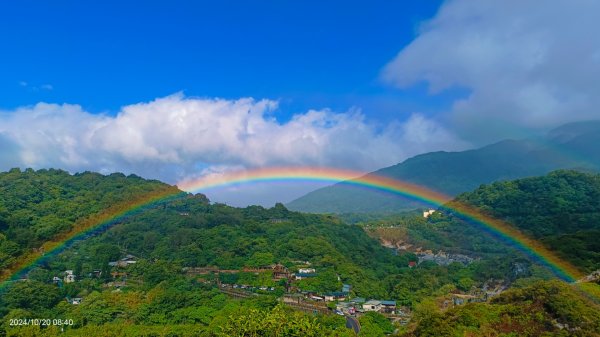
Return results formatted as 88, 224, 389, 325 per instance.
345, 315, 360, 335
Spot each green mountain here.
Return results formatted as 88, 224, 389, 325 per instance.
0, 169, 412, 335
1, 169, 600, 336
287, 121, 600, 214
450, 170, 600, 273
0, 168, 176, 272
364, 170, 600, 274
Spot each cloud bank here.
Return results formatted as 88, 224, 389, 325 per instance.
383, 0, 600, 143
0, 94, 465, 204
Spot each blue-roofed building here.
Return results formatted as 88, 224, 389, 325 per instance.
294, 273, 317, 280
342, 284, 351, 293
323, 292, 347, 302
350, 297, 366, 304
380, 300, 397, 313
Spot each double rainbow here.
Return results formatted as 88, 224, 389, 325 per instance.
0, 166, 585, 289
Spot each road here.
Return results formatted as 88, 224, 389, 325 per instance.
345, 315, 360, 335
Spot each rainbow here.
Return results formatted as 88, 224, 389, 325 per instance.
178, 167, 584, 282
0, 166, 586, 291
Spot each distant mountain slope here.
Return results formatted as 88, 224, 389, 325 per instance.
287, 121, 600, 214
450, 170, 600, 272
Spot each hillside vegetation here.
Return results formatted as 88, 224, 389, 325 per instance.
0, 168, 175, 273
1, 169, 600, 336
451, 170, 600, 273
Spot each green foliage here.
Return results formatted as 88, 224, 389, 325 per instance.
406, 280, 600, 336
3, 168, 600, 336
453, 170, 600, 272
0, 168, 173, 272
216, 305, 324, 336
2, 280, 62, 312
358, 311, 395, 336
0, 168, 407, 336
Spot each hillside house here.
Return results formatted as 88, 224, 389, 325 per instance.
109, 254, 138, 268
272, 263, 290, 280
66, 297, 82, 305
298, 268, 316, 274
295, 272, 317, 280
363, 300, 382, 312
380, 300, 397, 313
52, 276, 61, 284
64, 270, 75, 283
350, 297, 366, 305
423, 209, 436, 218
324, 292, 347, 302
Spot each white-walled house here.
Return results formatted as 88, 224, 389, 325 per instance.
64, 270, 75, 283
362, 300, 382, 312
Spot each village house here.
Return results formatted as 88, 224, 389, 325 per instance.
52, 276, 61, 284
291, 260, 311, 266
298, 267, 316, 274
309, 295, 324, 302
109, 254, 138, 268
380, 300, 397, 313
64, 270, 75, 283
362, 300, 382, 312
423, 209, 436, 218
323, 292, 347, 302
294, 272, 317, 280
272, 263, 290, 280
350, 297, 366, 305
66, 297, 82, 305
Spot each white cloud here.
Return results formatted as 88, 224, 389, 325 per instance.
0, 94, 466, 205
17, 81, 54, 91
382, 0, 600, 143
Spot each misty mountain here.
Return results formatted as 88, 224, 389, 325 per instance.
287, 121, 600, 214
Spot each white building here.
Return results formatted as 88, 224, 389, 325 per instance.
298, 268, 316, 274
423, 209, 436, 218
362, 300, 382, 312
64, 270, 75, 283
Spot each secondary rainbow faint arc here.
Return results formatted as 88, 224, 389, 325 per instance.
0, 166, 585, 288
178, 166, 584, 282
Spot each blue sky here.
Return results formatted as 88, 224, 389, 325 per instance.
1, 1, 599, 206
1, 0, 448, 121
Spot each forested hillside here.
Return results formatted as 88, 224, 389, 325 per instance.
452, 170, 600, 273
407, 280, 600, 336
0, 168, 176, 272
1, 169, 599, 336
0, 169, 415, 335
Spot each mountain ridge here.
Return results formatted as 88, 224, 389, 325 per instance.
287, 121, 600, 214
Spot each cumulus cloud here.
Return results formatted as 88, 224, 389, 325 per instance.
382, 0, 600, 143
0, 94, 466, 204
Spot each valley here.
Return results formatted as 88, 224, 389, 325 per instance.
1, 168, 599, 336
